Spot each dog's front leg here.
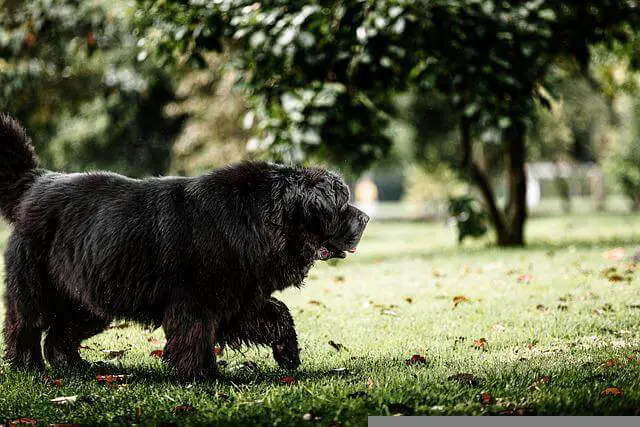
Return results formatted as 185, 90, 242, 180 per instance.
220, 297, 300, 370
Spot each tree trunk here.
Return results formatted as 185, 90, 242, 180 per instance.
460, 116, 507, 243
459, 116, 528, 247
502, 120, 527, 246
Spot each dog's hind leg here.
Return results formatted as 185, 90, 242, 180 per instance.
162, 292, 219, 380
3, 235, 45, 371
43, 303, 110, 369
221, 297, 300, 370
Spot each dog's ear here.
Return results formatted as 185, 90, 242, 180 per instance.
299, 169, 348, 234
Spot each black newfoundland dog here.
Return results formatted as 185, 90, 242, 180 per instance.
0, 114, 368, 379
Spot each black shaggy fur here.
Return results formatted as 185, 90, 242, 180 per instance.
0, 114, 368, 379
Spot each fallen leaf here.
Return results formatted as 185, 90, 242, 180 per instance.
147, 337, 166, 346
473, 338, 488, 351
405, 354, 427, 366
96, 374, 129, 384
171, 404, 196, 413
102, 349, 126, 359
528, 376, 551, 390
479, 391, 493, 405
7, 418, 37, 426
280, 376, 295, 385
366, 377, 375, 389
517, 274, 533, 284
308, 299, 324, 306
448, 373, 479, 387
51, 395, 77, 405
150, 349, 164, 358
328, 340, 345, 352
536, 304, 548, 312
302, 409, 321, 421
328, 367, 348, 375
608, 274, 625, 282
333, 275, 345, 283
405, 297, 413, 303
600, 387, 623, 397
452, 295, 471, 308
54, 378, 62, 388
603, 248, 625, 261
213, 346, 224, 355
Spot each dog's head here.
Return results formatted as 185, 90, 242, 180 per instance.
297, 168, 369, 261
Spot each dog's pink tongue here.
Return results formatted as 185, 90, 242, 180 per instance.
317, 247, 331, 260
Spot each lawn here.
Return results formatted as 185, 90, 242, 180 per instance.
1, 211, 640, 425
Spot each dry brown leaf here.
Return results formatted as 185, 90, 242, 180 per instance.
171, 404, 196, 413
527, 376, 551, 389
405, 354, 427, 366
280, 376, 295, 385
600, 387, 623, 397
603, 248, 625, 261
452, 295, 471, 308
7, 418, 37, 426
473, 338, 488, 351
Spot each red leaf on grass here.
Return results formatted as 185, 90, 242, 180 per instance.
473, 338, 488, 351
96, 374, 128, 384
600, 387, 623, 397
280, 376, 295, 385
8, 418, 37, 426
171, 405, 196, 413
54, 378, 62, 388
213, 346, 224, 356
150, 349, 164, 358
405, 354, 427, 366
480, 392, 493, 405
517, 274, 533, 284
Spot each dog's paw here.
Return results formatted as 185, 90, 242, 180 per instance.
272, 340, 300, 370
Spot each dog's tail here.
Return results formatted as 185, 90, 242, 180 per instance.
0, 114, 41, 222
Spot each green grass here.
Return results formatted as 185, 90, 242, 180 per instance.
2, 211, 640, 424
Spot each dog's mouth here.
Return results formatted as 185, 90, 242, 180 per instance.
316, 243, 357, 261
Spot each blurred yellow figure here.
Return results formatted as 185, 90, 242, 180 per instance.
354, 174, 378, 219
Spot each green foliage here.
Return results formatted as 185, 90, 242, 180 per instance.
136, 1, 640, 175
447, 195, 489, 243
0, 0, 184, 176
614, 142, 640, 209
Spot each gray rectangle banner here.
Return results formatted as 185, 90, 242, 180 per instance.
369, 416, 638, 427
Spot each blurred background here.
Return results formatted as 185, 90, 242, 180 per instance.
2, 0, 640, 246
